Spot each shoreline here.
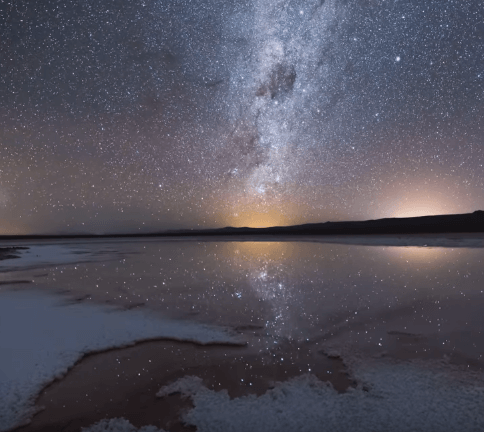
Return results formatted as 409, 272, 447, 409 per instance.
11, 331, 484, 432
12, 338, 353, 432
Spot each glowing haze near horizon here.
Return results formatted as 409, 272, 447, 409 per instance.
1, 0, 484, 234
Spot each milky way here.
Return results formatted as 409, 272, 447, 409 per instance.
1, 0, 484, 233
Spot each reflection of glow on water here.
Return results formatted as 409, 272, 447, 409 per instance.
223, 242, 298, 264
384, 246, 463, 265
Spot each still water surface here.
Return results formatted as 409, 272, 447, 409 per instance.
1, 237, 483, 364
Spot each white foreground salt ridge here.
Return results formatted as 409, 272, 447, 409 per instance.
156, 366, 484, 432
83, 367, 484, 432
0, 289, 240, 432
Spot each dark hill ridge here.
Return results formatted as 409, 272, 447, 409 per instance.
170, 210, 484, 236
0, 211, 483, 240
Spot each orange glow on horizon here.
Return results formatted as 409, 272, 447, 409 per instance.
223, 207, 290, 228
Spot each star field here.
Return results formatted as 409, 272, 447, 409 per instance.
1, 0, 484, 233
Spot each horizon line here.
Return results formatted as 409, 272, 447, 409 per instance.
0, 210, 483, 239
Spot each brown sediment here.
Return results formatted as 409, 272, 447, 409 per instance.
13, 339, 353, 432
380, 332, 484, 371
313, 293, 484, 374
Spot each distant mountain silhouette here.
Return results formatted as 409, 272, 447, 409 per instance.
1, 211, 483, 240
165, 210, 484, 237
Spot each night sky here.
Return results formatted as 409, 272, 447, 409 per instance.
1, 0, 484, 234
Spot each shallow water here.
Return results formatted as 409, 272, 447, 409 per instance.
2, 237, 484, 431
1, 237, 483, 364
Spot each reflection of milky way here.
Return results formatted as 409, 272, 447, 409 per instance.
1, 0, 484, 233
230, 242, 309, 340
224, 240, 482, 342
249, 264, 293, 337
231, 242, 297, 337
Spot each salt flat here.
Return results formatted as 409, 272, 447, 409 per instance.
1, 236, 483, 431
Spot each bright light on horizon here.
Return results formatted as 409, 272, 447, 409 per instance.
384, 194, 460, 219
374, 174, 474, 220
